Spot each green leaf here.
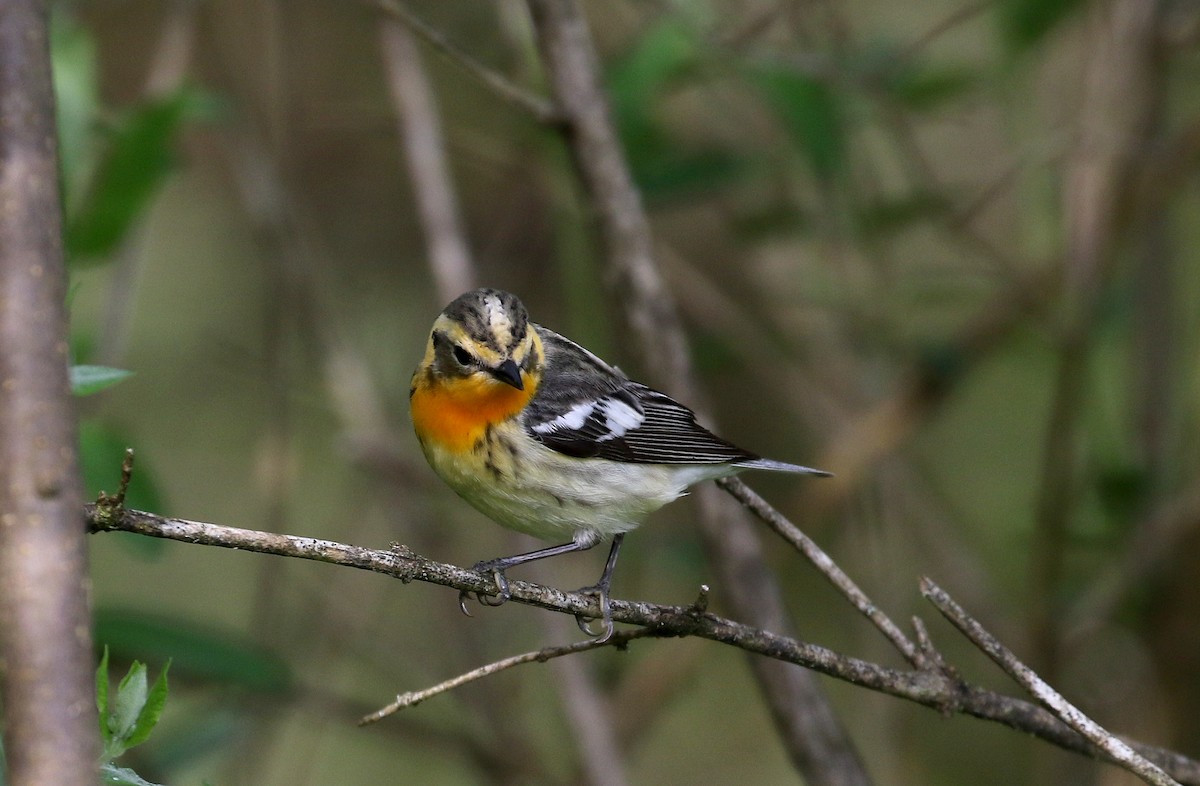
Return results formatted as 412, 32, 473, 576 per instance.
100, 763, 165, 786
124, 660, 170, 750
96, 646, 112, 749
95, 609, 294, 695
97, 653, 171, 764
607, 22, 743, 201
998, 0, 1089, 50
609, 21, 699, 134
50, 11, 99, 196
636, 150, 744, 203
70, 365, 133, 396
754, 66, 846, 183
66, 91, 194, 262
112, 661, 150, 749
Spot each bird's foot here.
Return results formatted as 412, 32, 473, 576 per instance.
571, 581, 614, 643
457, 562, 511, 616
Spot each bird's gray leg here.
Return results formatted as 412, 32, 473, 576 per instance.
457, 539, 596, 614
572, 533, 625, 643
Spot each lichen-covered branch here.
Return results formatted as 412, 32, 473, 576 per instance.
86, 505, 1200, 785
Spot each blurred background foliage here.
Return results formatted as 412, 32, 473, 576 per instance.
61, 0, 1199, 784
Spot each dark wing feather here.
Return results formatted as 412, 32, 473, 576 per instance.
603, 387, 756, 464
525, 327, 757, 465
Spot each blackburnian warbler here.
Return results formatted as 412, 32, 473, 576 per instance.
410, 288, 828, 639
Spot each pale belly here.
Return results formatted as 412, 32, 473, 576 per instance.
419, 434, 729, 544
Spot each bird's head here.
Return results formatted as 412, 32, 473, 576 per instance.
419, 288, 544, 394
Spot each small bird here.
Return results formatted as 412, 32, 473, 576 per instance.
410, 288, 828, 640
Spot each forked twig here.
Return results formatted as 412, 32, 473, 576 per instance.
921, 578, 1181, 786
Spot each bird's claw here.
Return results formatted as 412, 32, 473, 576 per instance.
572, 583, 614, 643
458, 565, 511, 617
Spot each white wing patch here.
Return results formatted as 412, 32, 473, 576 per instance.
597, 397, 644, 441
531, 400, 596, 434
528, 395, 644, 442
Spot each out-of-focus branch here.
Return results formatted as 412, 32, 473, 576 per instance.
380, 18, 476, 303
522, 2, 871, 783
0, 3, 96, 785
372, 0, 560, 125
1032, 0, 1163, 675
143, 0, 198, 96
543, 616, 631, 786
85, 505, 1200, 784
524, 0, 689, 386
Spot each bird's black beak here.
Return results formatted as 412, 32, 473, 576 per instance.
491, 359, 524, 390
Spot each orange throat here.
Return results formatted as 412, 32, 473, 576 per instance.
411, 373, 536, 453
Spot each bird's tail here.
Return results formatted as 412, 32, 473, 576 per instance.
738, 457, 832, 476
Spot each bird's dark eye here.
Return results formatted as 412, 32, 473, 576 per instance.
452, 345, 473, 366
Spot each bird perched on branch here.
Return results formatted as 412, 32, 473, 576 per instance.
410, 288, 828, 640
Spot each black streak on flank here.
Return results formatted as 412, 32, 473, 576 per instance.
496, 434, 520, 474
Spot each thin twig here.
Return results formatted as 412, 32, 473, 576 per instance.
360, 628, 664, 725
84, 504, 1200, 784
96, 448, 135, 514
371, 0, 560, 125
911, 616, 951, 680
921, 578, 1181, 786
718, 477, 923, 668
